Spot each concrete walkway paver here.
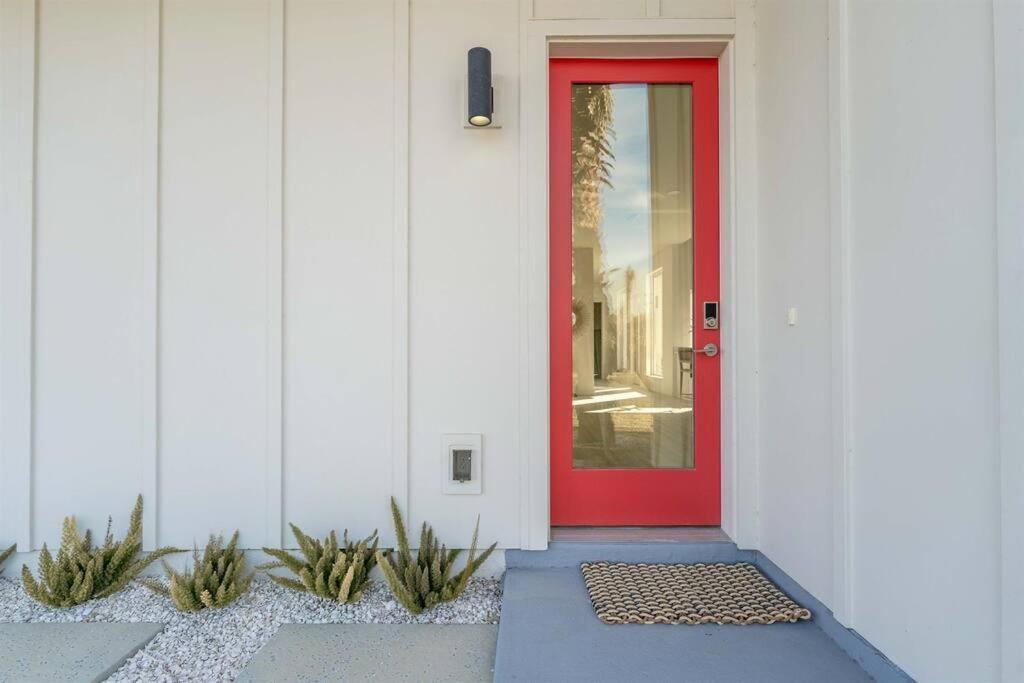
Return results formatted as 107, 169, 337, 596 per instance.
238, 624, 497, 682
0, 622, 163, 683
494, 567, 873, 683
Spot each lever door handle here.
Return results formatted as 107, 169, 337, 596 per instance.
694, 343, 718, 357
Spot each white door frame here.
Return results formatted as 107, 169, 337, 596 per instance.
516, 7, 761, 553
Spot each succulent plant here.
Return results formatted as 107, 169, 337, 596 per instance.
142, 531, 253, 611
21, 496, 181, 608
259, 525, 380, 604
0, 544, 15, 575
376, 497, 496, 614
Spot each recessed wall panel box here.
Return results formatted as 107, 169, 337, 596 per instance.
452, 449, 472, 482
442, 433, 482, 495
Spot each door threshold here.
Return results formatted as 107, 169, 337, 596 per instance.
550, 526, 730, 544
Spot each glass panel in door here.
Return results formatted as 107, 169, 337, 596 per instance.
570, 82, 694, 470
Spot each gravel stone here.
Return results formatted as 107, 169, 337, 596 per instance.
0, 574, 502, 682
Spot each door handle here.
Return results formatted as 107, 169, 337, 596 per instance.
694, 343, 718, 357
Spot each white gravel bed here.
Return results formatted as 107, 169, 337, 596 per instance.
0, 574, 502, 682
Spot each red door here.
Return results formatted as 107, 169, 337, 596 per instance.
550, 59, 720, 526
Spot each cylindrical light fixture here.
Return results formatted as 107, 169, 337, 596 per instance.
467, 47, 493, 127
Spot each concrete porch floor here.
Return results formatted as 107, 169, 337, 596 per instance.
494, 567, 871, 683
496, 537, 910, 682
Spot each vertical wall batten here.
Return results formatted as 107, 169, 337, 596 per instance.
0, 0, 37, 551
827, 0, 853, 626
730, 0, 760, 549
392, 0, 410, 515
141, 0, 162, 551
717, 40, 736, 542
266, 0, 285, 548
993, 1, 1024, 679
517, 0, 532, 550
521, 20, 552, 550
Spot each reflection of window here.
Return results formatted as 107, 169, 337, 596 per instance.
647, 269, 663, 378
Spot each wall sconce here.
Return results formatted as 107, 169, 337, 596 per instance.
466, 47, 497, 128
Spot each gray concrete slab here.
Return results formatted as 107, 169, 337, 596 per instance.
239, 624, 497, 683
494, 568, 873, 683
0, 622, 163, 683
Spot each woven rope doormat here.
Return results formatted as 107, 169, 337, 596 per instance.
581, 562, 812, 625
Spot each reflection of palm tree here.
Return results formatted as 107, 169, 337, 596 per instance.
572, 85, 615, 237
572, 86, 616, 379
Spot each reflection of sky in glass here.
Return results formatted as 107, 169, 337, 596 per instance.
601, 84, 651, 286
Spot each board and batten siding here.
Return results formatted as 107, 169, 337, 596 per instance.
0, 0, 417, 552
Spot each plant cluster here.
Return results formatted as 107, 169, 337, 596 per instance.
21, 496, 181, 608
0, 544, 15, 574
259, 525, 380, 604
142, 531, 253, 611
19, 495, 497, 615
375, 497, 496, 614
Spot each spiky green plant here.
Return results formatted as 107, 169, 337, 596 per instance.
141, 531, 253, 611
376, 497, 496, 615
258, 525, 380, 604
21, 496, 181, 608
0, 544, 15, 575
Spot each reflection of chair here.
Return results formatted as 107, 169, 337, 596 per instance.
676, 347, 693, 397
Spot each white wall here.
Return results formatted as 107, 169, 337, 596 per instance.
408, 0, 522, 548
0, 0, 528, 554
847, 1, 1000, 680
31, 0, 149, 547
282, 0, 398, 546
2, 0, 410, 552
755, 0, 834, 607
159, 0, 274, 548
756, 0, 1010, 681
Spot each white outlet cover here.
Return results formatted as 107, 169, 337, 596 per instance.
787, 307, 798, 326
442, 433, 482, 495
